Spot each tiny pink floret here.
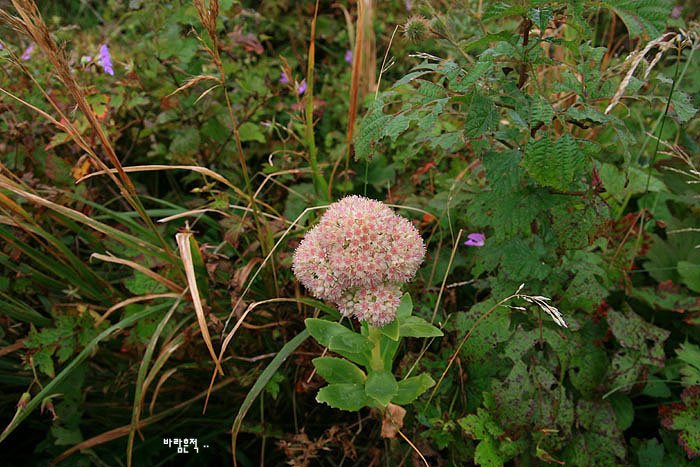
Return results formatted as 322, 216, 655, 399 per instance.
293, 196, 425, 326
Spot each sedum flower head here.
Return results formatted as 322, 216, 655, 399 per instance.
293, 196, 425, 326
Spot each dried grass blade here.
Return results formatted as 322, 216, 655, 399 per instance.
96, 293, 181, 326
91, 252, 183, 293
51, 377, 236, 465
176, 232, 223, 376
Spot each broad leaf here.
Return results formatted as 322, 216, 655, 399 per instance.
316, 384, 370, 411
312, 357, 366, 385
365, 370, 398, 407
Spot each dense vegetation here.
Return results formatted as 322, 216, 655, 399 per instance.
0, 0, 699, 465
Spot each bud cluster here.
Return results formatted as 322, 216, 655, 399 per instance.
293, 196, 425, 326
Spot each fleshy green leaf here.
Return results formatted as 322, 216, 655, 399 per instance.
316, 383, 370, 411
377, 318, 399, 341
365, 370, 398, 406
399, 316, 444, 338
305, 318, 352, 347
312, 357, 366, 385
396, 293, 413, 321
392, 373, 435, 405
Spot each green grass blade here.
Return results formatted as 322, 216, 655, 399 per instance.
231, 329, 309, 466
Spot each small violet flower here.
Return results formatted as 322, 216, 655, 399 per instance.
280, 71, 290, 84
21, 44, 34, 61
464, 233, 485, 247
297, 79, 307, 95
98, 44, 114, 76
80, 55, 92, 65
344, 49, 353, 64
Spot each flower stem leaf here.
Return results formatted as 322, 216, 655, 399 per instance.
396, 293, 413, 321
399, 316, 444, 338
312, 356, 366, 385
316, 383, 370, 411
365, 370, 399, 407
392, 373, 435, 405
378, 318, 400, 341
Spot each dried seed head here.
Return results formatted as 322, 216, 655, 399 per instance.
403, 16, 431, 43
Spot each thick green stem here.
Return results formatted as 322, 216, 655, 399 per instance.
368, 327, 384, 372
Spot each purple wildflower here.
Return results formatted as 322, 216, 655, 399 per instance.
671, 6, 683, 18
80, 55, 92, 65
21, 44, 34, 61
99, 44, 114, 76
344, 49, 353, 64
280, 71, 290, 84
297, 79, 307, 95
464, 233, 485, 247
405, 0, 413, 11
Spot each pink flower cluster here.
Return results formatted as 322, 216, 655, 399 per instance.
293, 196, 425, 326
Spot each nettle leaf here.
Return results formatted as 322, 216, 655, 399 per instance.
483, 150, 523, 195
464, 93, 498, 138
530, 94, 554, 125
523, 133, 585, 191
500, 236, 551, 281
482, 2, 527, 22
399, 316, 443, 338
660, 386, 700, 458
392, 374, 435, 405
312, 357, 366, 385
607, 309, 670, 367
365, 370, 398, 406
602, 0, 669, 40
449, 55, 494, 91
528, 6, 554, 32
316, 383, 369, 411
468, 188, 558, 241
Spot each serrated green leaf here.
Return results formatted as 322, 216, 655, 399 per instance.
392, 373, 435, 405
464, 93, 498, 138
399, 316, 443, 338
483, 150, 523, 195
316, 383, 369, 411
602, 0, 668, 40
523, 133, 585, 191
365, 370, 398, 406
312, 357, 366, 384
